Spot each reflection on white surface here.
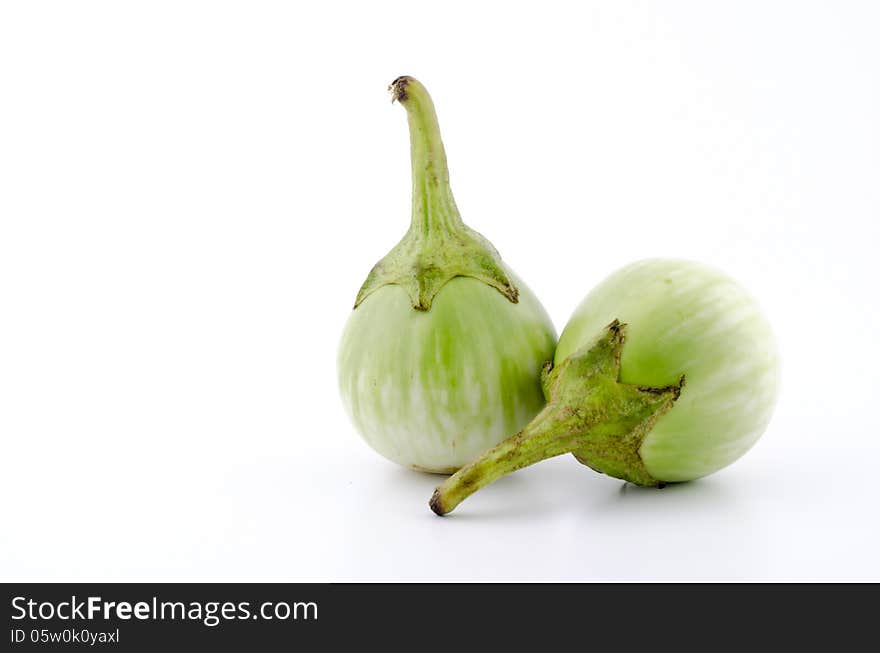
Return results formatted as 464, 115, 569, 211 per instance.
0, 410, 878, 581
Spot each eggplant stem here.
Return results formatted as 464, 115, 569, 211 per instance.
389, 76, 460, 236
353, 76, 519, 312
430, 405, 580, 516
430, 321, 685, 515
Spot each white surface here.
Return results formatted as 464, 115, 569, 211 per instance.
1, 1, 879, 581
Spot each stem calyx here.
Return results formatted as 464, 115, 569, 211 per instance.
354, 76, 518, 311
430, 321, 685, 515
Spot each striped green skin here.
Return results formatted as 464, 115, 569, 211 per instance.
338, 273, 557, 473
555, 259, 779, 482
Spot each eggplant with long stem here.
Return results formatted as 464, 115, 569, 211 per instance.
338, 77, 556, 473
431, 259, 779, 515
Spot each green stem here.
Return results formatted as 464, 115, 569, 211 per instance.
354, 76, 518, 312
389, 76, 462, 237
430, 321, 685, 516
429, 404, 581, 516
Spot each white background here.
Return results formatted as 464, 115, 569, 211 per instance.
1, 1, 878, 581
